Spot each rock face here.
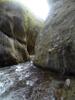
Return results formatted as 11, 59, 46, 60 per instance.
27, 25, 41, 54
0, 2, 29, 67
34, 0, 75, 74
24, 12, 43, 54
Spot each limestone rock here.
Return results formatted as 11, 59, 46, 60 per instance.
25, 12, 43, 54
34, 0, 75, 74
0, 2, 29, 67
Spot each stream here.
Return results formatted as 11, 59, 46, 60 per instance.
0, 61, 75, 100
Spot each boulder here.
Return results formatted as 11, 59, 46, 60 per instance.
34, 0, 75, 74
0, 2, 29, 67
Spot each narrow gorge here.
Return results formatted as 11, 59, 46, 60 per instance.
0, 0, 75, 100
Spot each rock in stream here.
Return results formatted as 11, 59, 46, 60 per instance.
0, 61, 75, 100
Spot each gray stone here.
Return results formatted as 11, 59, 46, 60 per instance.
34, 0, 75, 74
0, 2, 29, 67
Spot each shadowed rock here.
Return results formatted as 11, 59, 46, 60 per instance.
34, 0, 75, 74
0, 2, 29, 67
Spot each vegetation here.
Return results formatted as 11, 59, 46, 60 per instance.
23, 8, 44, 54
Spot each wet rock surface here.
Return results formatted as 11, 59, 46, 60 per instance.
0, 62, 75, 100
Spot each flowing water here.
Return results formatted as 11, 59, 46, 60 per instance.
0, 61, 75, 100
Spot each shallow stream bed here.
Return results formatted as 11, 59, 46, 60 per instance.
0, 61, 75, 100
